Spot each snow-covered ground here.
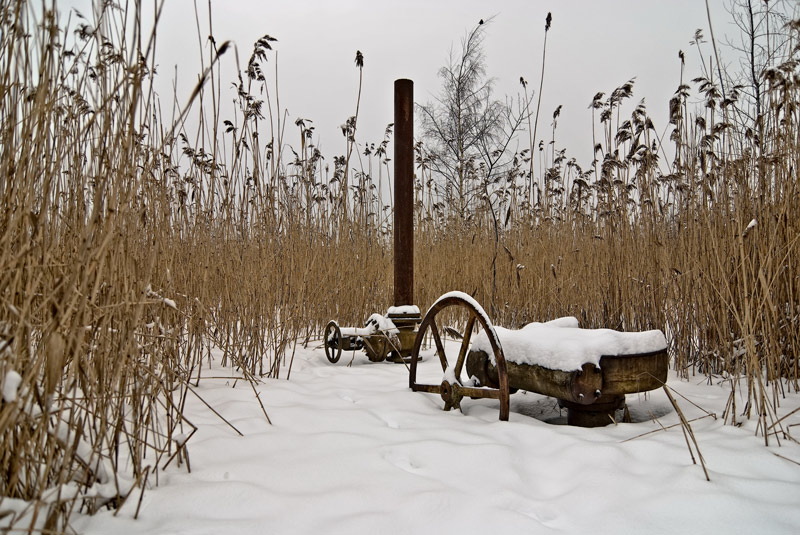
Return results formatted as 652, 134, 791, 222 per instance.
75, 341, 800, 535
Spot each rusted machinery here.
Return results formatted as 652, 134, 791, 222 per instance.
408, 293, 669, 427
324, 308, 421, 364
324, 78, 669, 427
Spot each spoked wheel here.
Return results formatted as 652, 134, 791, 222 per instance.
324, 320, 343, 364
409, 293, 510, 421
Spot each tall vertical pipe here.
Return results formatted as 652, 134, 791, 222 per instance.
394, 79, 414, 307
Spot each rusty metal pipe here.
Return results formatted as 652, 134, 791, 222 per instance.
394, 79, 414, 307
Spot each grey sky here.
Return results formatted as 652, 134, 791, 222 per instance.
59, 0, 736, 169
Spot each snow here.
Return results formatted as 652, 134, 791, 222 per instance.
339, 326, 376, 337
443, 366, 457, 385
0, 483, 83, 530
340, 313, 398, 337
427, 291, 503, 350
145, 284, 177, 310
367, 313, 398, 334
472, 318, 667, 372
2, 369, 21, 402
387, 305, 421, 316
742, 218, 758, 238
0, 380, 139, 532
67, 339, 800, 535
51, 416, 136, 502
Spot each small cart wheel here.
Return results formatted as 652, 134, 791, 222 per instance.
324, 320, 343, 364
409, 293, 510, 421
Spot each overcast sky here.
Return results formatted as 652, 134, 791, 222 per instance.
59, 0, 744, 169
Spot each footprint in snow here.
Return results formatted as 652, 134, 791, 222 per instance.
382, 450, 422, 474
338, 392, 356, 403
372, 411, 399, 428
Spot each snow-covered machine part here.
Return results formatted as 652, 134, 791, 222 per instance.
409, 292, 669, 427
325, 314, 403, 364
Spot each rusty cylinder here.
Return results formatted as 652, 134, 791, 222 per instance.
394, 79, 414, 307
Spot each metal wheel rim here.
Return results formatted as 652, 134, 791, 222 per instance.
324, 320, 342, 364
409, 295, 510, 421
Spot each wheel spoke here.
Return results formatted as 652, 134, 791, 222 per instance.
409, 294, 510, 422
324, 321, 342, 363
429, 320, 448, 372
413, 383, 441, 395
454, 313, 476, 379
459, 385, 500, 400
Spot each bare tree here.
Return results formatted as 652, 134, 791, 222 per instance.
418, 18, 527, 219
716, 0, 798, 202
723, 0, 796, 135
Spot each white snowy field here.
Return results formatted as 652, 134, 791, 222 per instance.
75, 342, 800, 535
